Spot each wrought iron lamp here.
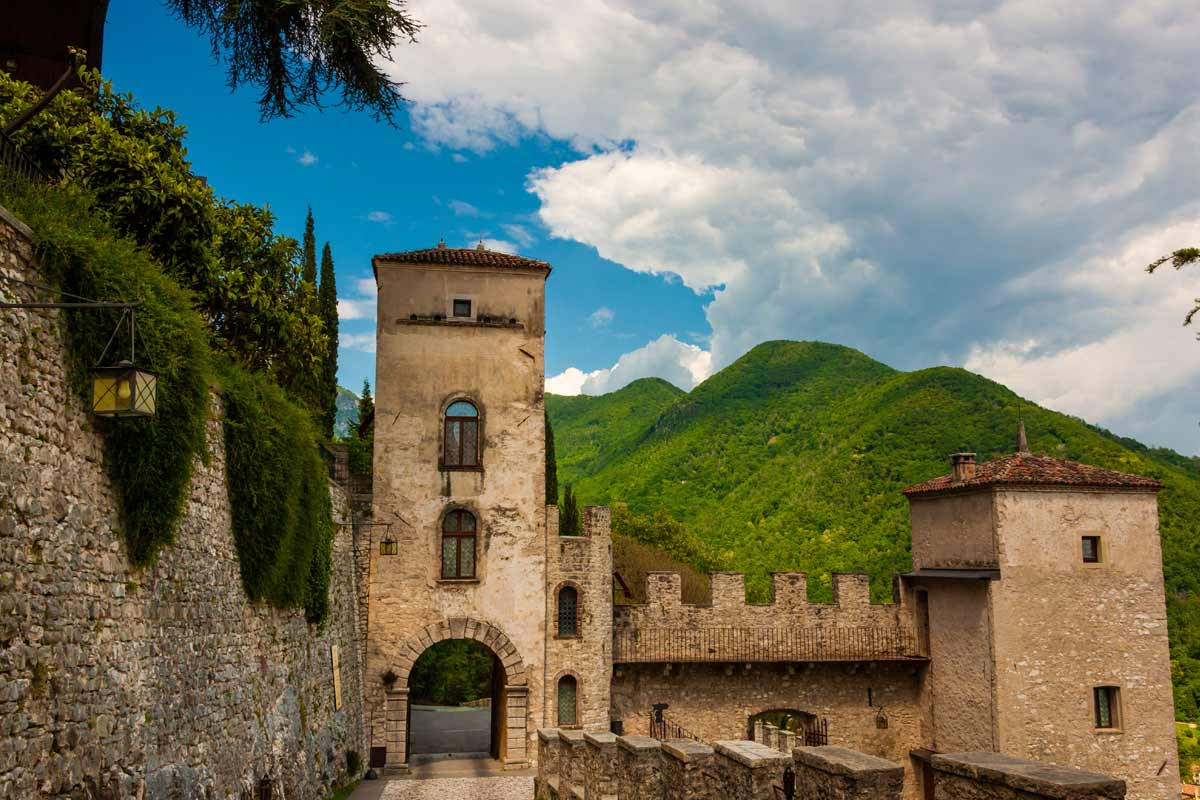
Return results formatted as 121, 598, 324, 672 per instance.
1, 277, 156, 417
379, 535, 398, 556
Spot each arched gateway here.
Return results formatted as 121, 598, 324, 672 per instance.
384, 617, 529, 770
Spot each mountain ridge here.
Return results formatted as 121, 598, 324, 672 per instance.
546, 338, 1200, 723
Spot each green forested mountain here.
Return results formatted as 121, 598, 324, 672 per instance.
546, 340, 1200, 721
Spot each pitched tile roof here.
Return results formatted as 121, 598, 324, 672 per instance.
903, 452, 1164, 496
373, 244, 551, 273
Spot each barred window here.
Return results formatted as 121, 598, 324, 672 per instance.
444, 401, 479, 468
441, 509, 477, 579
558, 586, 579, 637
1094, 686, 1121, 730
557, 676, 578, 727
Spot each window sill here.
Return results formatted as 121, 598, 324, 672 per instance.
438, 577, 480, 585
1093, 728, 1124, 735
554, 634, 582, 641
440, 465, 484, 473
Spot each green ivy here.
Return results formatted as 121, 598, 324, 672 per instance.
220, 362, 333, 623
1, 182, 211, 565
1, 180, 333, 622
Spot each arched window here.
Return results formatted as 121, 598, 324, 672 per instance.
441, 509, 477, 579
443, 400, 479, 469
557, 586, 579, 637
557, 675, 578, 727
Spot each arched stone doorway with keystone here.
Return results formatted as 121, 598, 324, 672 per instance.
384, 617, 529, 772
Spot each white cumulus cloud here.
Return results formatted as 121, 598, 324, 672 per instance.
547, 334, 713, 396
339, 333, 376, 353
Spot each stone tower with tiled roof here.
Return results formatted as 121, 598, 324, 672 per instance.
363, 242, 611, 773
901, 432, 1177, 800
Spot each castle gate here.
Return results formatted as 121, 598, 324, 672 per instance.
384, 618, 529, 770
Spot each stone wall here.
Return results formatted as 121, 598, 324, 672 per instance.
545, 505, 612, 732
0, 207, 366, 797
610, 660, 925, 781
536, 728, 1129, 800
613, 571, 921, 663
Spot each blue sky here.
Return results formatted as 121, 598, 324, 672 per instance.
104, 1, 1200, 454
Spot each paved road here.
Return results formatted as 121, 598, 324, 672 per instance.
409, 704, 491, 756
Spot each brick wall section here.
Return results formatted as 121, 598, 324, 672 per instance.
0, 208, 367, 798
613, 571, 921, 663
930, 752, 1126, 800
545, 505, 613, 731
793, 746, 905, 800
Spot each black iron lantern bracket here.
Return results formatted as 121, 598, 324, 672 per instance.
1, 273, 156, 416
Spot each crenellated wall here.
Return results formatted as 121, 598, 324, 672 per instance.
535, 727, 1128, 800
0, 206, 366, 798
613, 571, 922, 663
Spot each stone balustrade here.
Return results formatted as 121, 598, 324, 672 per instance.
536, 729, 1129, 800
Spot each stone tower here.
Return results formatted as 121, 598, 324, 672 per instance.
903, 435, 1178, 800
365, 242, 554, 770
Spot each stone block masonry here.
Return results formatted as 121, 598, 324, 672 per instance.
0, 207, 366, 797
537, 729, 1129, 800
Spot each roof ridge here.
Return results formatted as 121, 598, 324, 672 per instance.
904, 450, 1163, 496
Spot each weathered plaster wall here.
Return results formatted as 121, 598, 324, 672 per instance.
990, 488, 1177, 800
909, 492, 996, 570
0, 210, 366, 798
610, 661, 925, 785
368, 258, 549, 765
544, 505, 613, 732
917, 578, 996, 752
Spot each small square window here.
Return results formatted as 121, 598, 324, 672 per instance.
453, 298, 472, 318
1094, 686, 1121, 729
1082, 536, 1101, 564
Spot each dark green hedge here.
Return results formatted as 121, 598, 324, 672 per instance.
220, 363, 333, 622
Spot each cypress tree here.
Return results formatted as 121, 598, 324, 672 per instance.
301, 206, 317, 285
318, 242, 339, 438
561, 484, 580, 536
545, 409, 558, 505
357, 379, 374, 435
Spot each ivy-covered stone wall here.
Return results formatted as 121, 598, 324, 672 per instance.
0, 207, 366, 797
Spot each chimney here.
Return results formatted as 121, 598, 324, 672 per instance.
950, 452, 977, 481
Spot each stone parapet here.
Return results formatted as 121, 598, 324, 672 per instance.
613, 572, 922, 664
792, 746, 905, 800
583, 731, 620, 799
536, 729, 562, 800
660, 739, 717, 800
714, 740, 792, 798
560, 729, 588, 798
616, 735, 662, 800
930, 752, 1126, 800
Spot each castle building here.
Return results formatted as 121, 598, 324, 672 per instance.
365, 243, 1177, 799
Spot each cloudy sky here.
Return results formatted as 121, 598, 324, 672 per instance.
107, 1, 1200, 453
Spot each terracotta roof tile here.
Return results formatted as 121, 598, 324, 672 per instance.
903, 452, 1163, 496
374, 246, 551, 273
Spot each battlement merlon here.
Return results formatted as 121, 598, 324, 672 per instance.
614, 570, 924, 664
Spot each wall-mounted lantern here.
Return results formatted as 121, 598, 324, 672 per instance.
0, 279, 156, 417
379, 536, 398, 556
91, 360, 156, 416
875, 707, 889, 729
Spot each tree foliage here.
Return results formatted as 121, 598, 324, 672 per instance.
164, 0, 422, 123
319, 242, 339, 437
0, 67, 330, 407
545, 408, 558, 504
1148, 248, 1200, 332
302, 206, 317, 285
408, 639, 493, 705
347, 379, 374, 475
560, 484, 581, 536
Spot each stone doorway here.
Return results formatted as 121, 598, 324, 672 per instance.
406, 639, 500, 762
384, 618, 529, 771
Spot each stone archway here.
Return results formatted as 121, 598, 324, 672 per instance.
384, 617, 529, 770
